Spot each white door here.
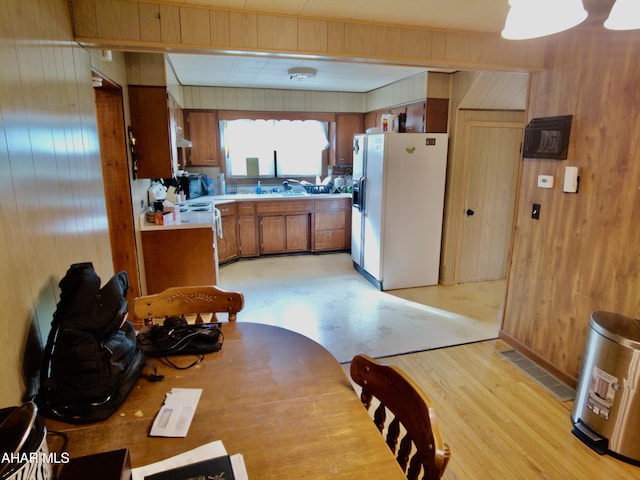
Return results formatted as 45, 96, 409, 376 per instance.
457, 122, 522, 283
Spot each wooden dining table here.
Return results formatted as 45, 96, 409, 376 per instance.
45, 322, 406, 479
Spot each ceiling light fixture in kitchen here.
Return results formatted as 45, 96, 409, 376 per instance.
288, 67, 317, 81
501, 0, 587, 39
604, 0, 640, 30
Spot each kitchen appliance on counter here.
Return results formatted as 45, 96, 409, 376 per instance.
351, 133, 448, 290
167, 173, 207, 200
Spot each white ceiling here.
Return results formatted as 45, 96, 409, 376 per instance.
168, 54, 432, 92
165, 0, 511, 92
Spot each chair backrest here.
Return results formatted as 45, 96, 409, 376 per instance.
132, 285, 244, 325
350, 354, 450, 480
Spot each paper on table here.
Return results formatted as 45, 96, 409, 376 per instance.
131, 441, 248, 480
149, 388, 202, 437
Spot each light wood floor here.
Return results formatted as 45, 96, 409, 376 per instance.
353, 340, 640, 479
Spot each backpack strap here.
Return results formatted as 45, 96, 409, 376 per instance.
38, 311, 62, 399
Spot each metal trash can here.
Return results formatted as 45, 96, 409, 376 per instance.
571, 311, 640, 464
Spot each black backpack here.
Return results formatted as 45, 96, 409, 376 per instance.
36, 262, 145, 423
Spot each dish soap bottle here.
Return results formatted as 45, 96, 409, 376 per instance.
256, 181, 262, 194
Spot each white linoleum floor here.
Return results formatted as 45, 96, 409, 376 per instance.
217, 253, 502, 363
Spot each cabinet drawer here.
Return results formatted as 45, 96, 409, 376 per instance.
237, 202, 255, 215
217, 203, 237, 216
314, 198, 349, 211
315, 230, 347, 251
256, 200, 312, 215
315, 211, 346, 230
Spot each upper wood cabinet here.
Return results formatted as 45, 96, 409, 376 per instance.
425, 98, 449, 133
405, 102, 426, 133
335, 113, 364, 165
128, 85, 180, 178
185, 110, 221, 167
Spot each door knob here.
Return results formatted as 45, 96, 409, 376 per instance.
466, 209, 475, 216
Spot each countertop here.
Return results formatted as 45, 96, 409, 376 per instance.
203, 192, 351, 204
140, 192, 351, 231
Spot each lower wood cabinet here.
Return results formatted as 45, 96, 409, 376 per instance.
259, 214, 310, 254
217, 203, 239, 264
141, 228, 216, 294
313, 198, 351, 251
237, 202, 259, 258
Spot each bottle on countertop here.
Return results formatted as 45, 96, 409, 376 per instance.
256, 181, 262, 194
219, 173, 226, 195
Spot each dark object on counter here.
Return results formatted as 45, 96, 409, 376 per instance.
153, 200, 163, 211
398, 112, 407, 133
137, 322, 224, 369
180, 173, 207, 199
303, 183, 333, 194
59, 448, 131, 480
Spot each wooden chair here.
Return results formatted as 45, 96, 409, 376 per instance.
132, 285, 244, 326
350, 354, 451, 480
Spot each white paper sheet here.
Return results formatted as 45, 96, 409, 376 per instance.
149, 388, 202, 437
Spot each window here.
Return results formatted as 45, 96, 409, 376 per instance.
222, 119, 329, 177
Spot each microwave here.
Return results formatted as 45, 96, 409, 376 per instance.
177, 174, 207, 199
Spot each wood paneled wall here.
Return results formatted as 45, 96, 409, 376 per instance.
69, 0, 548, 71
502, 24, 640, 383
0, 0, 116, 407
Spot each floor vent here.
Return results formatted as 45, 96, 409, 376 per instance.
499, 349, 576, 402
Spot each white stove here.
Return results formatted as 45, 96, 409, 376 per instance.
177, 201, 214, 213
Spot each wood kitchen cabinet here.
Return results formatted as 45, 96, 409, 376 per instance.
217, 203, 239, 264
335, 113, 363, 165
185, 110, 220, 167
257, 200, 311, 254
313, 198, 351, 251
141, 228, 216, 294
259, 215, 309, 253
237, 202, 259, 257
128, 85, 181, 178
425, 98, 449, 133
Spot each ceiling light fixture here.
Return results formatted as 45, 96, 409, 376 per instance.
501, 0, 588, 40
604, 0, 640, 30
288, 67, 317, 81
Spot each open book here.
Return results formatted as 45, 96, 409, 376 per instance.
131, 441, 248, 480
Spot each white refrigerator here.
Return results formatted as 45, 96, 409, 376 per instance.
351, 133, 448, 290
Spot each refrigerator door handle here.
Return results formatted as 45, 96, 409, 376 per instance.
360, 177, 366, 213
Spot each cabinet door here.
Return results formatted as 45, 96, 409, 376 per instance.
187, 111, 220, 167
142, 229, 215, 294
129, 86, 174, 178
286, 214, 309, 252
336, 114, 364, 165
218, 214, 239, 264
260, 216, 286, 254
405, 101, 426, 133
426, 98, 449, 133
238, 215, 259, 257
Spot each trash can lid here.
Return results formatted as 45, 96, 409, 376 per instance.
590, 311, 640, 349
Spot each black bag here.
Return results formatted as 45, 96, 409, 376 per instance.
137, 322, 223, 356
36, 262, 145, 423
136, 321, 223, 369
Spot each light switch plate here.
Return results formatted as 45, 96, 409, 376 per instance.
537, 175, 554, 188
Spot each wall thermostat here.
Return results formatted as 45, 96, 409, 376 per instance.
537, 175, 554, 188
